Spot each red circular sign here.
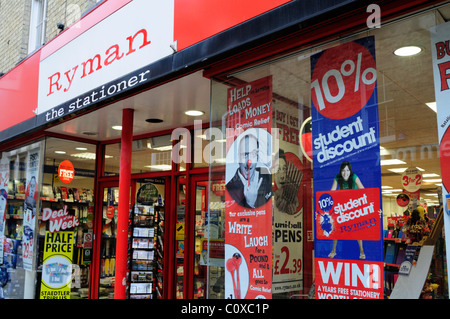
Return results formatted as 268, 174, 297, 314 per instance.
106, 206, 115, 219
211, 180, 226, 197
300, 117, 312, 162
401, 167, 422, 193
440, 127, 450, 192
58, 160, 74, 184
311, 41, 377, 119
396, 193, 410, 207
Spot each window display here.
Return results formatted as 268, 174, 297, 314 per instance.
0, 141, 44, 299
38, 138, 96, 299
208, 4, 450, 299
1, 2, 450, 301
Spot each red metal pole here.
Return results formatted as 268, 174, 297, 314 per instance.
114, 108, 134, 299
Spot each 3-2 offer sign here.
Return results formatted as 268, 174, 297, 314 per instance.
311, 37, 384, 299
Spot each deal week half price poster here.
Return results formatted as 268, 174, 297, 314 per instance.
311, 36, 384, 299
225, 76, 273, 299
40, 231, 75, 299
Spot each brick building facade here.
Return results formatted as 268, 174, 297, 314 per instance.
0, 0, 100, 74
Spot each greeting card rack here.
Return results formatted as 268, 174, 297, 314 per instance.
128, 204, 164, 299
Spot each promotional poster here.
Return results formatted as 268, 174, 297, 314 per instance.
430, 20, 450, 294
273, 151, 306, 293
0, 157, 9, 265
40, 231, 75, 299
22, 147, 41, 271
311, 36, 384, 299
225, 76, 273, 299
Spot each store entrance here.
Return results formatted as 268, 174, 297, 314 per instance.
175, 173, 225, 299
94, 176, 169, 299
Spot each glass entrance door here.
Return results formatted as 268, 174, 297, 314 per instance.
175, 173, 225, 299
192, 174, 225, 299
97, 183, 119, 299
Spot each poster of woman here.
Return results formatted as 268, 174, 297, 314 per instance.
311, 36, 384, 299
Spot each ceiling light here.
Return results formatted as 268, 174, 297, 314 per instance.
151, 145, 173, 151
144, 164, 172, 170
426, 102, 437, 112
394, 46, 422, 57
381, 159, 406, 166
387, 167, 407, 173
54, 151, 66, 154
380, 146, 390, 156
423, 173, 439, 178
185, 110, 204, 116
382, 189, 403, 193
423, 178, 442, 183
71, 152, 96, 160
112, 125, 122, 130
76, 147, 88, 151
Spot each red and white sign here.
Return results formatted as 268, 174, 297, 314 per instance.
211, 180, 226, 197
316, 188, 381, 241
225, 76, 273, 299
431, 22, 450, 293
0, 0, 293, 132
315, 258, 383, 299
42, 205, 80, 233
58, 160, 74, 184
38, 0, 175, 115
401, 166, 422, 193
396, 193, 410, 207
311, 41, 377, 120
106, 206, 115, 219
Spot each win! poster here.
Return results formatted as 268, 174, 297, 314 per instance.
311, 36, 384, 299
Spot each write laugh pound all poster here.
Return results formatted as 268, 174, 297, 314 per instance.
311, 36, 384, 299
225, 76, 273, 299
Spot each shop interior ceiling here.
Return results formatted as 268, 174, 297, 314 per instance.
46, 5, 450, 204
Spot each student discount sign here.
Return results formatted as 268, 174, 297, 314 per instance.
311, 36, 384, 299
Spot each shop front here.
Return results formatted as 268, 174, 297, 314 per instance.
1, 0, 450, 300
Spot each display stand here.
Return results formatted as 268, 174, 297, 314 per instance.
389, 207, 444, 299
389, 245, 435, 299
128, 204, 164, 299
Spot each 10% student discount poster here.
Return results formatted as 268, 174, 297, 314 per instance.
311, 36, 384, 299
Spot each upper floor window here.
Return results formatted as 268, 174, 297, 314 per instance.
28, 0, 47, 53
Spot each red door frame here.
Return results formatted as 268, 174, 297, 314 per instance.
90, 173, 174, 299
90, 180, 118, 299
184, 173, 209, 299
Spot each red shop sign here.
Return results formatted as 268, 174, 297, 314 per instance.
58, 160, 74, 184
211, 180, 226, 197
